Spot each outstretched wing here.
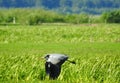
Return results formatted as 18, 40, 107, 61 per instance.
45, 62, 61, 80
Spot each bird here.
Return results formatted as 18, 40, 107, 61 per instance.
43, 53, 76, 80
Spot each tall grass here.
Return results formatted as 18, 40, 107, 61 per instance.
0, 24, 120, 83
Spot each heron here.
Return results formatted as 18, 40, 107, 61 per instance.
43, 53, 76, 80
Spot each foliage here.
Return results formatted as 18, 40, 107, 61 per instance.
0, 9, 90, 25
64, 14, 89, 24
0, 9, 120, 24
101, 10, 120, 23
0, 15, 4, 23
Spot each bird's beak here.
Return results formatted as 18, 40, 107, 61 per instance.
40, 56, 45, 60
41, 56, 44, 59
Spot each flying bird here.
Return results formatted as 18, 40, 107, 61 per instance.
43, 53, 75, 80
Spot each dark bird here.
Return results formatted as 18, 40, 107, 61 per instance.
43, 53, 75, 80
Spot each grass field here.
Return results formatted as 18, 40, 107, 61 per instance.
0, 24, 120, 83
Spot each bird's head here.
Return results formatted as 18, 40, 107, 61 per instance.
44, 54, 50, 60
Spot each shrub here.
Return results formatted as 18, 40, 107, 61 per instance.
64, 14, 76, 23
65, 14, 89, 24
28, 15, 44, 25
76, 14, 89, 23
101, 10, 120, 23
5, 16, 14, 23
0, 13, 5, 23
0, 16, 4, 23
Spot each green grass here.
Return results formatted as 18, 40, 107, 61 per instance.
0, 24, 120, 83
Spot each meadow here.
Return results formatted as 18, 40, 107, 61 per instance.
0, 24, 120, 83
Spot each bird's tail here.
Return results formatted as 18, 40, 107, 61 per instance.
67, 60, 76, 64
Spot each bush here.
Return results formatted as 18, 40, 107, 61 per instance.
28, 15, 45, 25
52, 15, 65, 22
0, 16, 4, 23
65, 14, 89, 24
65, 14, 76, 23
89, 15, 102, 23
101, 10, 120, 23
5, 16, 14, 23
76, 14, 89, 23
28, 11, 65, 25
0, 13, 5, 23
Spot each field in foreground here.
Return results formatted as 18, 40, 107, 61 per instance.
0, 24, 120, 83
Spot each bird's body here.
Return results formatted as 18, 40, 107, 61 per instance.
43, 53, 75, 80
44, 53, 68, 79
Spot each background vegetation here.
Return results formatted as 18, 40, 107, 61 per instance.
0, 24, 120, 83
0, 9, 120, 25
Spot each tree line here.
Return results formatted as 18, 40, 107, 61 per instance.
0, 0, 120, 14
0, 9, 120, 25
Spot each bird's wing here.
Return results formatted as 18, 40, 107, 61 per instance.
49, 64, 61, 79
45, 62, 50, 75
45, 62, 61, 80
